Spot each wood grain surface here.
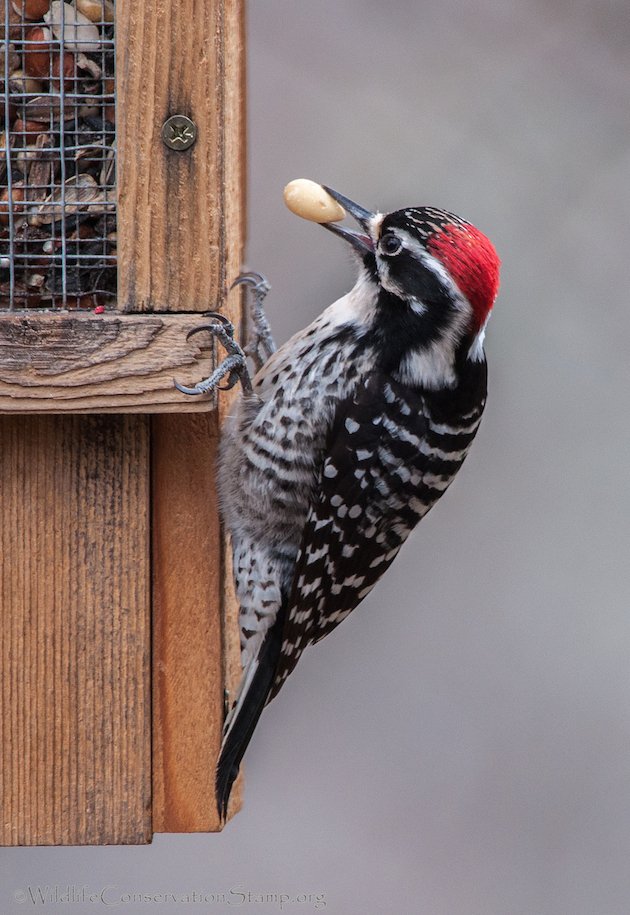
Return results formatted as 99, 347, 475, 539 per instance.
151, 0, 245, 830
151, 414, 224, 832
0, 416, 151, 845
117, 0, 231, 313
0, 0, 245, 844
0, 313, 218, 414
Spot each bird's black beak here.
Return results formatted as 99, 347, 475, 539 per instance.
320, 186, 375, 254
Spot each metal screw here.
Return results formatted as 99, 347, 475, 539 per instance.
161, 115, 197, 151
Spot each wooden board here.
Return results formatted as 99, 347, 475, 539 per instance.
152, 414, 225, 831
0, 313, 219, 414
117, 0, 232, 312
151, 0, 245, 830
0, 416, 151, 845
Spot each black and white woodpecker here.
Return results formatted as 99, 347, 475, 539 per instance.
178, 186, 501, 818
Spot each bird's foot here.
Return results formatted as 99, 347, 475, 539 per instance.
174, 313, 253, 396
231, 271, 276, 371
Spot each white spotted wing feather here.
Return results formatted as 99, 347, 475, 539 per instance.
268, 374, 480, 700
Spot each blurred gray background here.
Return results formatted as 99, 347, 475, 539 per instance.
3, 1, 630, 913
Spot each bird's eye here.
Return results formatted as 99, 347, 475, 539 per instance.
379, 233, 403, 256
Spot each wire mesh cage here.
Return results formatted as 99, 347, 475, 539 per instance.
1, 0, 116, 310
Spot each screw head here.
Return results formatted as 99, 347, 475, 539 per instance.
161, 115, 197, 151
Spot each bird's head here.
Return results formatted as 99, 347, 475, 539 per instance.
321, 187, 500, 355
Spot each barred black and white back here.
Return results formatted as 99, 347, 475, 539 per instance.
215, 190, 500, 817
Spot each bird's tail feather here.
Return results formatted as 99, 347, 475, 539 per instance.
215, 613, 284, 820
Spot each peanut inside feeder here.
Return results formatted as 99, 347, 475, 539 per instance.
0, 0, 117, 309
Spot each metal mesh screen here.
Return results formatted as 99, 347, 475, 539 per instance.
1, 0, 116, 310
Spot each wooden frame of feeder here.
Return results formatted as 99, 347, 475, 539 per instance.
0, 0, 245, 843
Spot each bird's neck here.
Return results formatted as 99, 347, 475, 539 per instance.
369, 286, 476, 390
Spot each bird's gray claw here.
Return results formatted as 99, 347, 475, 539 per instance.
173, 379, 207, 396
186, 314, 234, 343
175, 270, 274, 396
174, 320, 252, 396
230, 272, 270, 295
231, 270, 275, 368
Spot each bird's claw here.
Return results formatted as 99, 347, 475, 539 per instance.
230, 272, 270, 297
174, 271, 274, 396
173, 379, 209, 396
231, 271, 275, 368
185, 312, 235, 341
174, 313, 252, 396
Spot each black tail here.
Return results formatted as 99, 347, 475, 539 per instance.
215, 614, 284, 820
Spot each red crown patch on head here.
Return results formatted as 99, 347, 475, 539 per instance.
427, 223, 500, 330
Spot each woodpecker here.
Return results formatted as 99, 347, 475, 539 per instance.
200, 187, 500, 818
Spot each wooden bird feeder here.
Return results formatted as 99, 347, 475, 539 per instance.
0, 0, 245, 843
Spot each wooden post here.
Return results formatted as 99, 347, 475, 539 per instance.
147, 0, 246, 835
0, 416, 151, 845
0, 0, 245, 843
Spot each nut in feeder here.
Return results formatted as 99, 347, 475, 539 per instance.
1, 0, 117, 309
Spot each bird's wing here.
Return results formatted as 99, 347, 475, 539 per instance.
217, 369, 483, 812
268, 374, 439, 701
